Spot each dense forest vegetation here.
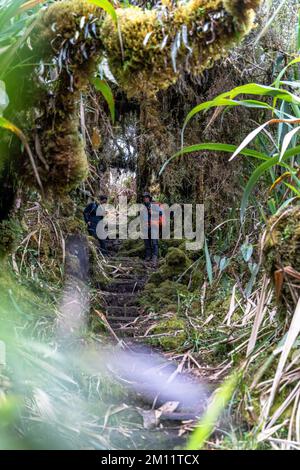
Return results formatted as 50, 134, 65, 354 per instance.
0, 0, 300, 451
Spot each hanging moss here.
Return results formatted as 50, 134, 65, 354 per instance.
102, 0, 261, 97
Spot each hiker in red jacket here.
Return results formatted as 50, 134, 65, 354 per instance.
142, 191, 165, 267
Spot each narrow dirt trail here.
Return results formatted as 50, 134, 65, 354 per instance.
96, 247, 210, 448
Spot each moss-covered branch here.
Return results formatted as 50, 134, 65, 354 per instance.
102, 0, 261, 96
32, 0, 261, 97
2, 0, 261, 200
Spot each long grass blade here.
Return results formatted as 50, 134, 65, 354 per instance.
186, 371, 240, 450
159, 143, 268, 175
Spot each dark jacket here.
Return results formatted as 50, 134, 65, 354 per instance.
83, 202, 102, 236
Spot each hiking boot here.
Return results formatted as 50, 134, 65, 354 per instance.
152, 255, 158, 268
145, 256, 151, 262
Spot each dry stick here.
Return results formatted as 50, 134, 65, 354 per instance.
95, 309, 125, 347
16, 126, 44, 197
19, 230, 38, 271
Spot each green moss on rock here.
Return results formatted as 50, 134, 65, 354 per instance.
0, 217, 24, 258
119, 238, 145, 257
148, 315, 188, 351
139, 279, 190, 311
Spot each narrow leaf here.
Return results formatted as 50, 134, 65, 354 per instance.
159, 143, 268, 175
186, 372, 240, 450
279, 126, 300, 161
87, 0, 117, 25
204, 239, 213, 285
229, 121, 270, 161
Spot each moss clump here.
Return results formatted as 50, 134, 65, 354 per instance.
148, 315, 188, 351
262, 205, 300, 303
224, 0, 261, 20
139, 279, 190, 311
159, 238, 184, 257
149, 247, 191, 282
0, 217, 24, 258
139, 245, 203, 314
148, 247, 203, 290
204, 288, 231, 318
119, 238, 145, 257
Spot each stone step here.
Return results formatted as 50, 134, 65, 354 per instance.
105, 305, 140, 317
105, 271, 145, 280
108, 257, 145, 265
102, 292, 138, 307
113, 327, 136, 337
107, 316, 137, 323
105, 279, 145, 293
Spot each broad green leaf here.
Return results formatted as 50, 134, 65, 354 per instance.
91, 77, 115, 123
277, 101, 291, 148
87, 0, 117, 24
183, 96, 274, 135
279, 80, 300, 88
283, 181, 300, 196
0, 115, 21, 135
219, 256, 229, 273
230, 118, 300, 162
291, 103, 300, 119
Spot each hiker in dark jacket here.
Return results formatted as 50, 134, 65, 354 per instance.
83, 195, 108, 255
142, 191, 165, 267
